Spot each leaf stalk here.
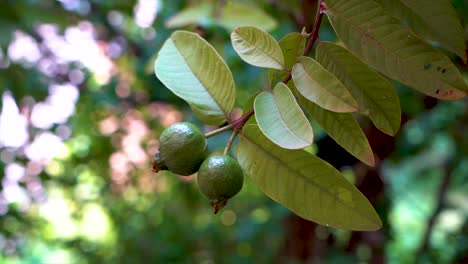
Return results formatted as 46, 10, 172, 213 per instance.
204, 124, 233, 138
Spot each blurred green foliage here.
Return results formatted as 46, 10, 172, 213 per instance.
0, 0, 467, 263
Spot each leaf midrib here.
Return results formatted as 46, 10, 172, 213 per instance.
320, 48, 397, 134
240, 130, 378, 226
233, 29, 284, 68
398, 0, 463, 49
302, 99, 369, 157
326, 2, 459, 91
296, 62, 355, 108
271, 88, 311, 145
172, 36, 232, 120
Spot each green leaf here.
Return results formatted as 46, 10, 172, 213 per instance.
231, 26, 285, 70
376, 0, 467, 62
325, 0, 468, 100
242, 92, 258, 114
292, 56, 359, 113
254, 83, 313, 149
216, 2, 277, 32
236, 124, 382, 231
268, 32, 306, 85
278, 32, 306, 70
165, 2, 213, 28
316, 42, 401, 136
154, 31, 236, 125
297, 94, 375, 166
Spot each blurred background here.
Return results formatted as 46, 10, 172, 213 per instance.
0, 0, 467, 263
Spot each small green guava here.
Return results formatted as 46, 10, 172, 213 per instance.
158, 122, 207, 176
197, 155, 244, 213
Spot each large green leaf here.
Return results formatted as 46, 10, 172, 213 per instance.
376, 0, 466, 62
154, 31, 236, 125
231, 26, 285, 70
292, 56, 359, 113
165, 2, 213, 28
325, 0, 468, 100
297, 94, 375, 166
316, 42, 401, 136
254, 83, 313, 149
268, 32, 306, 85
216, 2, 277, 32
236, 125, 382, 231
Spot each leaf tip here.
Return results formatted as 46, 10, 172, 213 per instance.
364, 154, 376, 167
362, 220, 383, 231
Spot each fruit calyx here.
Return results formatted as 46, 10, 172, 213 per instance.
197, 155, 244, 213
211, 196, 229, 214
152, 152, 168, 173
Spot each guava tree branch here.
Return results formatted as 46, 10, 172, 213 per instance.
282, 0, 325, 84
232, 0, 326, 130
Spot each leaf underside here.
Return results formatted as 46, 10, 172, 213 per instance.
376, 0, 466, 62
231, 26, 285, 70
255, 82, 313, 149
268, 32, 306, 85
237, 124, 382, 231
297, 93, 375, 167
292, 56, 359, 113
155, 31, 236, 125
316, 42, 401, 136
325, 0, 468, 100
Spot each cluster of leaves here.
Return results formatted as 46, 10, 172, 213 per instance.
0, 0, 467, 262
154, 0, 467, 231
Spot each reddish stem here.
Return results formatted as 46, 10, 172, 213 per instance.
303, 0, 325, 56
232, 109, 254, 130
281, 0, 325, 84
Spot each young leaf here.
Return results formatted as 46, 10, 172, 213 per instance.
165, 2, 213, 28
154, 31, 236, 125
278, 32, 306, 69
325, 0, 468, 100
316, 42, 401, 136
268, 32, 306, 85
376, 0, 467, 62
237, 124, 382, 231
216, 2, 277, 32
254, 83, 313, 149
292, 56, 359, 113
297, 94, 375, 166
231, 26, 285, 70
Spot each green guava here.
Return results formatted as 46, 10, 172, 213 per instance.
158, 122, 207, 176
197, 155, 244, 213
